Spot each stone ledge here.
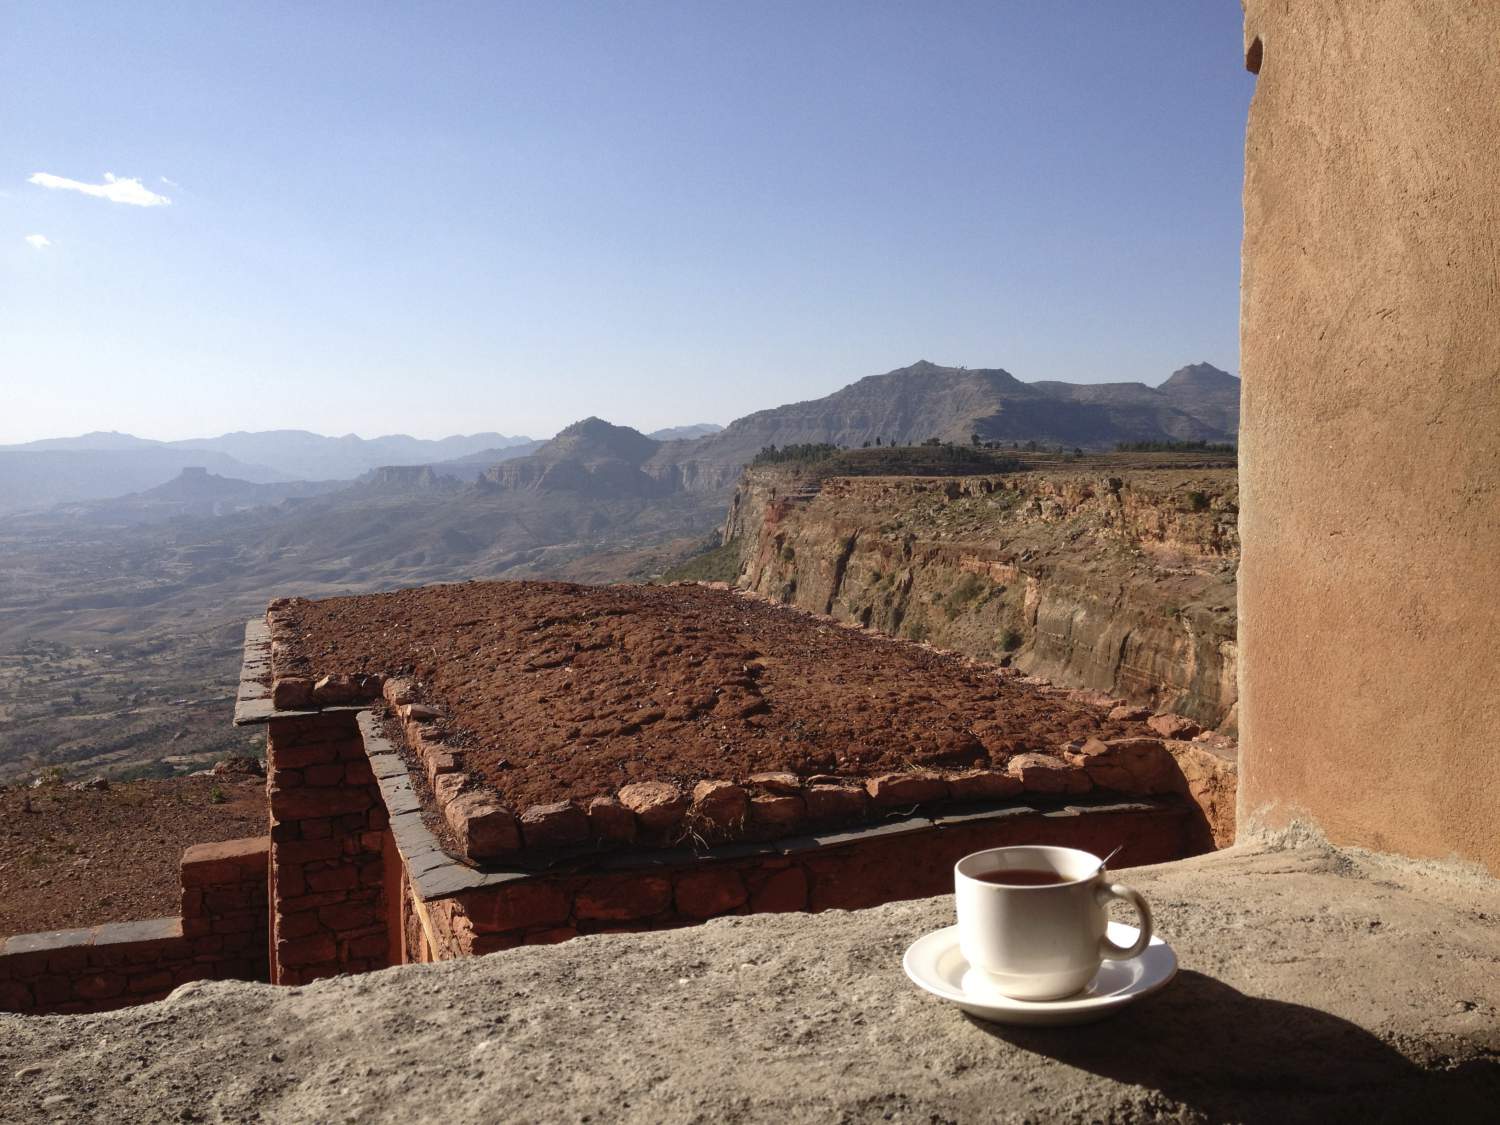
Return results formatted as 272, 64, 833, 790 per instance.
233, 620, 370, 726
5, 842, 1495, 1120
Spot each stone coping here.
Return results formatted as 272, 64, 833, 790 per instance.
7, 841, 1495, 1120
2, 917, 182, 957
234, 620, 365, 725
356, 712, 1181, 902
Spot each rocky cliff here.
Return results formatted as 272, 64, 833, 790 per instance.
721, 464, 1239, 729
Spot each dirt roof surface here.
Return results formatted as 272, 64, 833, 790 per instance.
277, 581, 1151, 808
0, 777, 267, 937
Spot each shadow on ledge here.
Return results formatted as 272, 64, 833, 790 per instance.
968, 970, 1500, 1124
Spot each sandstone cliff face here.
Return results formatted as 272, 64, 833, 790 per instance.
723, 468, 1239, 729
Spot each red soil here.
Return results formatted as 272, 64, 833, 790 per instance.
278, 582, 1154, 809
0, 777, 267, 937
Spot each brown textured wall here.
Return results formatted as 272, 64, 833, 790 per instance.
1239, 1, 1500, 872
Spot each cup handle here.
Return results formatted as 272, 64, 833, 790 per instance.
1095, 882, 1153, 960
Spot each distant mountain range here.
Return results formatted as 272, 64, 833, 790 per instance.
0, 428, 537, 515
645, 360, 1241, 492
0, 361, 1235, 515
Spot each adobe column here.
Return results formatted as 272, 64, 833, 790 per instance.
265, 710, 391, 984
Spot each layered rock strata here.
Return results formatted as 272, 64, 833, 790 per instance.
723, 467, 1239, 729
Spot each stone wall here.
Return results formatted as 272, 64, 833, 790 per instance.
1239, 1, 1500, 873
0, 836, 269, 1014
266, 712, 391, 984
403, 799, 1196, 960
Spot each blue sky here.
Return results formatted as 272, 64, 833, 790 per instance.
1, 2, 1254, 445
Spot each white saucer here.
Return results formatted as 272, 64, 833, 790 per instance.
902, 922, 1177, 1026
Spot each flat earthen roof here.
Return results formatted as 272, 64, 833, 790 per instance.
260, 581, 1183, 861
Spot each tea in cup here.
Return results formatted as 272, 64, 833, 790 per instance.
954, 845, 1153, 1001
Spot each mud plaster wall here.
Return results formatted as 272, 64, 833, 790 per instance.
1238, 1, 1500, 873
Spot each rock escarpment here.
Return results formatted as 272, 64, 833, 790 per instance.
722, 466, 1239, 729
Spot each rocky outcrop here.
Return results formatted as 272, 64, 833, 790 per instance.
722, 466, 1239, 728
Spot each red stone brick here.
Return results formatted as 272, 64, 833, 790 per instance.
303, 763, 347, 787
312, 673, 360, 705
690, 780, 748, 835
345, 759, 375, 786
675, 869, 748, 918
865, 772, 950, 806
946, 769, 1024, 802
747, 772, 801, 795
803, 784, 868, 823
277, 911, 324, 939
211, 912, 262, 935
202, 886, 253, 914
272, 677, 314, 709
475, 880, 573, 932
445, 794, 521, 859
271, 785, 372, 820
74, 972, 126, 1001
33, 976, 71, 1005
587, 796, 637, 844
574, 875, 672, 921
300, 817, 333, 840
306, 866, 360, 893
270, 743, 339, 769
335, 811, 370, 834
128, 971, 174, 995
432, 772, 466, 809
275, 838, 343, 865
279, 890, 351, 914
618, 782, 688, 833
1007, 753, 1092, 794
274, 863, 306, 899
277, 934, 337, 967
749, 793, 804, 832
749, 865, 808, 913
472, 932, 524, 955
0, 980, 33, 1012
180, 837, 269, 886
344, 932, 389, 959
318, 902, 377, 932
519, 801, 590, 849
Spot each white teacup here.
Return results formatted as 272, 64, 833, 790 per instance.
954, 845, 1153, 1001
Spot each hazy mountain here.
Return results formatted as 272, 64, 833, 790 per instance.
425, 440, 548, 481
0, 428, 536, 514
165, 430, 534, 481
649, 360, 1239, 490
3, 431, 164, 452
1156, 362, 1241, 435
480, 418, 672, 498
44, 468, 348, 525
648, 424, 723, 441
0, 448, 291, 515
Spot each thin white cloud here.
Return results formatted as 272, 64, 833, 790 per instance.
27, 171, 171, 207
160, 176, 179, 188
23, 234, 51, 249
